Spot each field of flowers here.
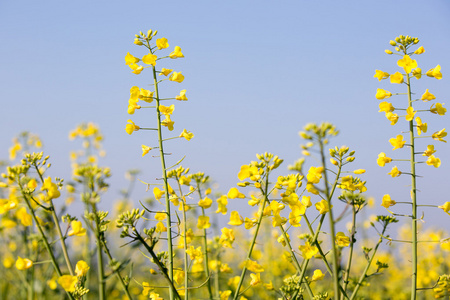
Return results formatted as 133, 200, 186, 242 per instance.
1, 30, 449, 300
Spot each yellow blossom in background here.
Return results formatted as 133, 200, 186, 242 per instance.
432, 128, 447, 142
389, 135, 406, 150
197, 215, 211, 229
397, 55, 417, 73
374, 70, 389, 81
246, 260, 264, 273
438, 202, 450, 215
142, 53, 157, 66
421, 89, 436, 101
125, 119, 140, 135
299, 242, 318, 259
3, 255, 14, 269
161, 116, 175, 131
405, 106, 416, 121
16, 207, 32, 226
142, 145, 152, 157
27, 179, 37, 189
125, 52, 140, 65
353, 169, 366, 174
426, 65, 442, 80
315, 199, 331, 214
415, 117, 427, 136
381, 194, 396, 209
15, 257, 33, 270
219, 227, 235, 248
277, 233, 290, 246
216, 195, 228, 214
169, 71, 184, 83
336, 232, 350, 247
155, 221, 167, 232
390, 72, 404, 84
377, 152, 392, 167
388, 166, 401, 177
57, 275, 77, 292
169, 46, 184, 59
426, 155, 441, 168
68, 220, 87, 237
244, 217, 257, 229
227, 187, 245, 199
250, 273, 261, 286
198, 196, 212, 209
175, 89, 188, 101
385, 112, 399, 125
375, 88, 392, 100
414, 46, 425, 54
423, 145, 436, 157
153, 187, 164, 200
41, 177, 61, 200
156, 37, 169, 50
75, 260, 90, 276
159, 68, 173, 76
154, 211, 166, 221
430, 103, 446, 115
301, 196, 312, 207
186, 246, 203, 262
306, 166, 323, 184
379, 101, 394, 113
174, 270, 185, 285
219, 290, 232, 300
179, 129, 194, 141
311, 269, 325, 281
228, 211, 244, 226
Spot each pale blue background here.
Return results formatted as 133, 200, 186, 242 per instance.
1, 1, 449, 229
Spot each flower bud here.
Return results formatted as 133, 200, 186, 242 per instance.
134, 38, 143, 46
330, 158, 338, 166
385, 50, 393, 55
147, 29, 153, 38
389, 40, 396, 46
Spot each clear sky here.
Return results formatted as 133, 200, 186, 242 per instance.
1, 1, 449, 228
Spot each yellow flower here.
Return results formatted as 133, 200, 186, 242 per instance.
9, 141, 21, 160
405, 106, 416, 121
155, 221, 167, 232
353, 169, 366, 174
412, 68, 422, 79
336, 232, 350, 247
41, 177, 61, 200
219, 227, 235, 248
57, 275, 77, 292
140, 88, 154, 102
311, 269, 325, 281
227, 187, 245, 199
426, 65, 442, 80
302, 196, 312, 207
250, 273, 261, 286
15, 207, 32, 226
277, 233, 290, 246
75, 260, 90, 276
142, 145, 152, 157
299, 242, 318, 259
125, 119, 140, 135
175, 89, 188, 101
219, 290, 232, 300
216, 195, 228, 214
228, 211, 244, 226
423, 145, 436, 157
387, 166, 401, 177
68, 220, 87, 237
27, 179, 38, 189
379, 101, 394, 113
244, 217, 257, 229
156, 37, 169, 50
161, 116, 175, 131
245, 260, 264, 273
426, 155, 441, 168
432, 128, 447, 143
390, 72, 404, 84
421, 89, 436, 101
159, 104, 175, 116
15, 257, 33, 270
153, 187, 164, 200
142, 53, 157, 66
385, 112, 399, 125
127, 101, 140, 114
315, 199, 331, 214
414, 46, 425, 55
381, 194, 396, 209
173, 269, 185, 285
125, 52, 140, 65
169, 46, 184, 59
159, 68, 173, 76
179, 129, 194, 141
197, 216, 211, 229
389, 135, 406, 150
129, 63, 144, 74
415, 117, 427, 136
430, 103, 446, 116
375, 88, 392, 100
397, 55, 417, 73
306, 166, 323, 184
186, 246, 203, 261
169, 72, 185, 83
438, 202, 450, 215
198, 196, 212, 209
374, 70, 389, 81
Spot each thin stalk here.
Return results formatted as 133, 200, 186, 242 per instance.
232, 174, 270, 300
92, 202, 106, 300
196, 185, 213, 300
319, 138, 340, 300
341, 204, 357, 298
151, 48, 176, 299
176, 180, 189, 300
406, 72, 418, 300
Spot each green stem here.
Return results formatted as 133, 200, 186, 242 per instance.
176, 179, 189, 300
341, 204, 357, 298
406, 72, 418, 300
92, 203, 106, 300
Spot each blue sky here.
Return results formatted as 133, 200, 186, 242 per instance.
1, 1, 449, 228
